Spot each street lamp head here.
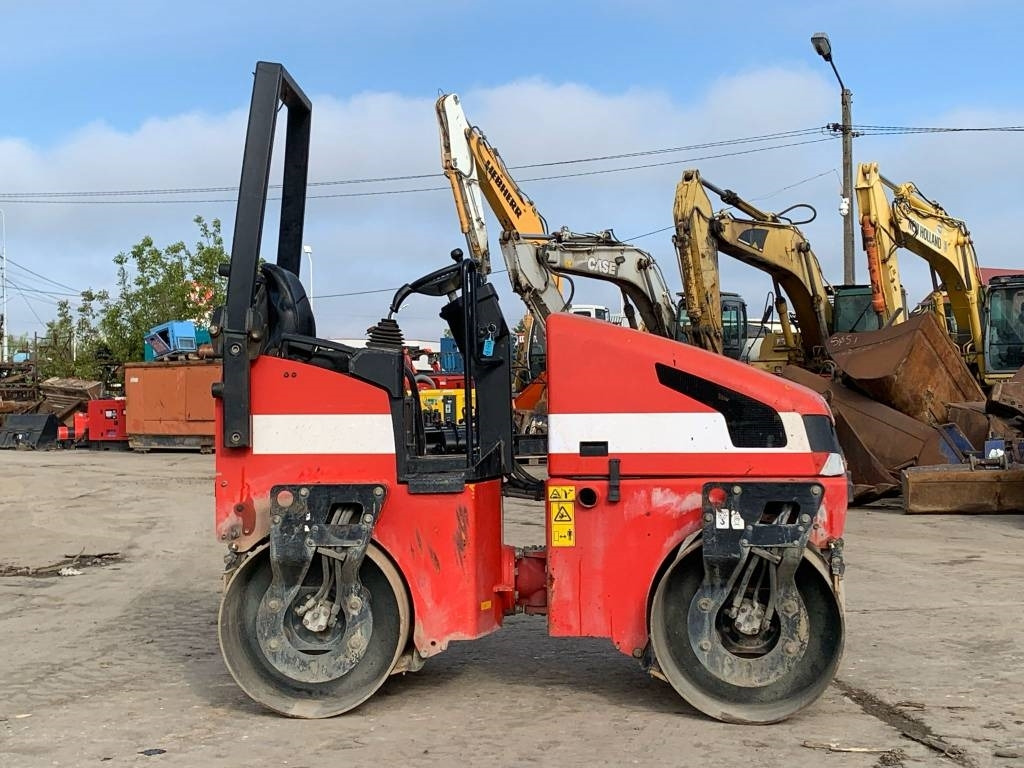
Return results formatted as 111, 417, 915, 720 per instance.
811, 32, 832, 61
302, 245, 312, 255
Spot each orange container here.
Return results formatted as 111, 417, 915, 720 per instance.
123, 360, 221, 452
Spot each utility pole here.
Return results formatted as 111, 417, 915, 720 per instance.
1, 208, 7, 362
811, 33, 856, 285
840, 87, 855, 285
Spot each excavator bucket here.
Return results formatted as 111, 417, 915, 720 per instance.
781, 366, 954, 502
903, 367, 1024, 514
826, 312, 984, 425
903, 464, 1024, 513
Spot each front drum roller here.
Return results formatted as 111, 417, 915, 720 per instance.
650, 543, 844, 724
218, 543, 410, 718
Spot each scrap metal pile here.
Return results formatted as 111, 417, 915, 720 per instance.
0, 365, 103, 426
0, 362, 40, 418
0, 372, 107, 449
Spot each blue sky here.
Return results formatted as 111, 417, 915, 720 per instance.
2, 0, 1022, 341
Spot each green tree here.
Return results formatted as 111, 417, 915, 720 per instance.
38, 290, 107, 379
5, 332, 30, 358
100, 216, 227, 363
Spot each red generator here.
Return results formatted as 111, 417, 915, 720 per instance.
210, 63, 848, 726
60, 399, 129, 449
62, 399, 127, 448
87, 399, 128, 444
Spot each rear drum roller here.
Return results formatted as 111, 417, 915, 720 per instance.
218, 543, 410, 718
650, 545, 843, 724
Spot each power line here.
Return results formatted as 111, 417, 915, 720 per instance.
621, 168, 836, 242
314, 164, 842, 300
314, 286, 399, 299
0, 135, 839, 206
851, 124, 1024, 134
314, 269, 509, 301
748, 168, 836, 202
7, 258, 81, 293
1, 122, 1018, 204
623, 225, 675, 242
4, 280, 79, 298
3, 279, 73, 300
5, 278, 62, 307
503, 128, 825, 169
9, 280, 48, 326
0, 127, 827, 200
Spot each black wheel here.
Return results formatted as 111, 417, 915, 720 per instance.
218, 543, 410, 718
650, 544, 843, 724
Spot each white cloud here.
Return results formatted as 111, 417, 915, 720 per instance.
1, 67, 1020, 347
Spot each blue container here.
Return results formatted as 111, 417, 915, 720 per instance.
145, 325, 210, 360
144, 321, 198, 359
440, 336, 464, 373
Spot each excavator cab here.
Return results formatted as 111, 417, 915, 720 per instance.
984, 276, 1024, 374
675, 293, 747, 361
831, 285, 883, 333
720, 293, 748, 360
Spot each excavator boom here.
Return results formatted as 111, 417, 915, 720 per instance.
437, 94, 491, 272
674, 169, 835, 364
672, 169, 724, 353
502, 229, 678, 337
438, 93, 680, 343
855, 162, 991, 379
711, 218, 832, 353
437, 94, 548, 254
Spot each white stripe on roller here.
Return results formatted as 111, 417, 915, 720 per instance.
547, 412, 811, 454
820, 452, 847, 477
251, 414, 396, 455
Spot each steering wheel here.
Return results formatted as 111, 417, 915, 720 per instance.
410, 263, 463, 297
389, 262, 464, 315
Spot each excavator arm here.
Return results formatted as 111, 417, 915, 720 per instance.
856, 162, 982, 370
437, 94, 491, 272
501, 228, 678, 338
852, 163, 915, 329
674, 169, 833, 363
437, 93, 548, 274
438, 93, 678, 342
672, 169, 725, 353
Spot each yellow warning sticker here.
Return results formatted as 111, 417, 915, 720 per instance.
550, 500, 575, 547
548, 485, 576, 502
480, 600, 492, 612
551, 526, 574, 547
551, 503, 573, 523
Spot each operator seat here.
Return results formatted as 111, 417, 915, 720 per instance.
261, 262, 316, 345
257, 262, 362, 376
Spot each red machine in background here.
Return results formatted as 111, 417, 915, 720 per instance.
59, 399, 129, 449
210, 62, 848, 726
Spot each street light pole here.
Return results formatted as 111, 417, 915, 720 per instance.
303, 244, 314, 314
811, 32, 856, 285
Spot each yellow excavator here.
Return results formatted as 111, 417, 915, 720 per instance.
438, 93, 686, 389
672, 168, 889, 372
437, 92, 556, 415
855, 161, 1024, 386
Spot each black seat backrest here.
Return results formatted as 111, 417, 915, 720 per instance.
261, 263, 316, 348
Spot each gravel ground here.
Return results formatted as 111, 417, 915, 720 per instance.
1, 451, 1021, 767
